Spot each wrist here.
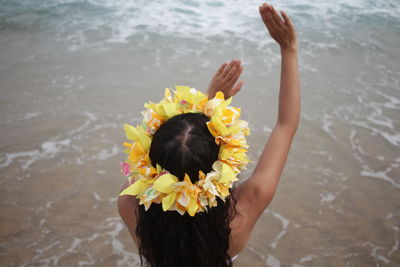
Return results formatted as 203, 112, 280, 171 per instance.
280, 45, 298, 54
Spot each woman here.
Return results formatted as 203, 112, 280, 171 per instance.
118, 3, 300, 266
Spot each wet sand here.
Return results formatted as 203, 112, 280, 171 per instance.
1, 2, 400, 266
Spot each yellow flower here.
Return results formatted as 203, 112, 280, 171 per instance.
119, 86, 250, 216
120, 176, 154, 196
124, 123, 151, 152
151, 173, 201, 216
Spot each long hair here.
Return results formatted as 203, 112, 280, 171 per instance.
136, 112, 237, 267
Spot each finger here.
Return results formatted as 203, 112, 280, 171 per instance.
280, 10, 293, 27
216, 63, 227, 76
260, 4, 275, 33
259, 5, 270, 28
258, 5, 265, 17
259, 5, 264, 15
268, 5, 282, 26
225, 63, 240, 81
270, 6, 284, 26
265, 5, 278, 30
221, 60, 235, 77
261, 3, 271, 23
232, 80, 244, 96
222, 59, 240, 79
226, 65, 243, 92
228, 59, 242, 78
228, 64, 243, 83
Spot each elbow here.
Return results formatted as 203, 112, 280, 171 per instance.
276, 120, 299, 136
252, 185, 277, 211
277, 104, 301, 132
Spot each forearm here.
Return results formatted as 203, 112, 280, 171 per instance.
276, 48, 300, 130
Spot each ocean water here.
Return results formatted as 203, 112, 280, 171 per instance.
0, 0, 399, 266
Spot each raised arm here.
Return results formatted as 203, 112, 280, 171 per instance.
231, 3, 300, 241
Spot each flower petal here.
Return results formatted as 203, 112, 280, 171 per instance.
162, 192, 177, 211
219, 163, 237, 184
124, 124, 151, 150
119, 178, 152, 196
187, 196, 199, 217
153, 173, 179, 193
177, 191, 190, 207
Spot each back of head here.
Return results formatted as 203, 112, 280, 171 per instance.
149, 112, 219, 182
136, 112, 235, 267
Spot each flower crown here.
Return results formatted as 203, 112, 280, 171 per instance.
119, 86, 250, 216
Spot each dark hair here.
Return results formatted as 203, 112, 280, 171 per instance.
136, 112, 236, 267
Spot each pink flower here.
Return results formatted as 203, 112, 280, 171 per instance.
120, 162, 131, 176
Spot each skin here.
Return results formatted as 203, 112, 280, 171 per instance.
118, 2, 300, 258
206, 59, 244, 99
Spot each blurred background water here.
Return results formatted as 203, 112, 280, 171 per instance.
0, 0, 399, 266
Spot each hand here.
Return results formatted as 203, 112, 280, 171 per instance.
206, 59, 244, 99
259, 3, 297, 51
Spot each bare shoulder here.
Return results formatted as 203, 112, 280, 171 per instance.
118, 180, 140, 247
